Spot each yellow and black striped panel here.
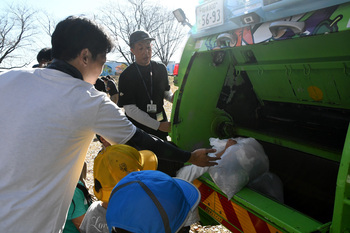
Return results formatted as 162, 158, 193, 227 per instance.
194, 180, 283, 233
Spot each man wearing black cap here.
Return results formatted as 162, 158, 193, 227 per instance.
118, 30, 181, 176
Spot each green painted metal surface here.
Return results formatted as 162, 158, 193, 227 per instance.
234, 127, 342, 162
171, 50, 233, 150
170, 1, 350, 232
331, 124, 350, 233
234, 31, 350, 109
199, 174, 329, 233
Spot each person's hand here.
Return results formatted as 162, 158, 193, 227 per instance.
188, 148, 219, 167
225, 139, 237, 149
216, 139, 237, 158
158, 121, 171, 132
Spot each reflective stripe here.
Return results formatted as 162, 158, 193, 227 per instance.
193, 180, 283, 233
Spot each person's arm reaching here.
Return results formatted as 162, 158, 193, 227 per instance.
95, 100, 218, 167
127, 128, 219, 167
158, 121, 171, 133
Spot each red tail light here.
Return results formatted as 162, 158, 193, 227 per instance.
173, 63, 179, 76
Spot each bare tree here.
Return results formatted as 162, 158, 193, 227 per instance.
36, 11, 57, 37
152, 10, 187, 66
0, 4, 38, 68
97, 0, 186, 65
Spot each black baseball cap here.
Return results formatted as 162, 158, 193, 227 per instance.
129, 30, 155, 46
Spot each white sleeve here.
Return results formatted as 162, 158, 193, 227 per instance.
93, 96, 136, 145
124, 104, 160, 130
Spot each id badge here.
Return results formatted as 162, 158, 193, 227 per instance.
147, 102, 157, 113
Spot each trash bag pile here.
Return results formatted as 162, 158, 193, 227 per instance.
177, 137, 284, 202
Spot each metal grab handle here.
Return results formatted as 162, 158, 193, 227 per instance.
269, 21, 305, 37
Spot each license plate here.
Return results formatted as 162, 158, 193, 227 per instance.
196, 0, 224, 31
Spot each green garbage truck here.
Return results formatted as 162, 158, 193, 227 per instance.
170, 0, 350, 232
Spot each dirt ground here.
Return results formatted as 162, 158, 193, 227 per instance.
84, 76, 232, 232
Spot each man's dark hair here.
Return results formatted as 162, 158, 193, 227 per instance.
37, 48, 52, 63
51, 16, 114, 61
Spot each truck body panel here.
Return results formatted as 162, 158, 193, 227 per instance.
170, 1, 350, 232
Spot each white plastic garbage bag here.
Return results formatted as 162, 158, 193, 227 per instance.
176, 164, 209, 183
208, 137, 269, 199
176, 137, 270, 200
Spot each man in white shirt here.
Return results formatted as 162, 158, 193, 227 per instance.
0, 16, 219, 233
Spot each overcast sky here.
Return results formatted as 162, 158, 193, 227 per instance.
0, 0, 199, 66
1, 0, 198, 22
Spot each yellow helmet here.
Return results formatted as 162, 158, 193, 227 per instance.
93, 144, 157, 203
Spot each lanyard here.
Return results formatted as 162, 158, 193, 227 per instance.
135, 62, 153, 104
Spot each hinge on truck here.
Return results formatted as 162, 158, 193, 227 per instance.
303, 64, 311, 76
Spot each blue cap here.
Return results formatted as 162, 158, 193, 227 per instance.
106, 170, 200, 233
